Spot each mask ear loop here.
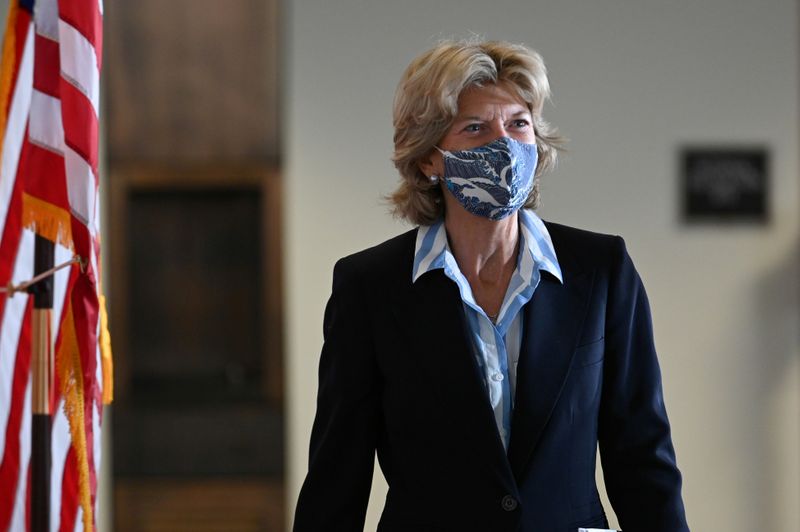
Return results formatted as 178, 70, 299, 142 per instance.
434, 146, 451, 157
428, 146, 449, 185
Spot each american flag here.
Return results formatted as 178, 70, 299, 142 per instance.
0, 0, 110, 530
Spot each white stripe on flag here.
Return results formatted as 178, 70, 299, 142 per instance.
8, 377, 31, 532
34, 0, 60, 41
64, 145, 95, 226
29, 89, 65, 154
0, 26, 34, 232
58, 20, 100, 116
51, 399, 71, 532
90, 238, 99, 284
74, 506, 84, 532
0, 229, 34, 457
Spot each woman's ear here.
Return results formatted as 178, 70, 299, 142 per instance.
417, 149, 441, 178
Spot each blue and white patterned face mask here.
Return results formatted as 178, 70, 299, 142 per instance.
437, 137, 538, 221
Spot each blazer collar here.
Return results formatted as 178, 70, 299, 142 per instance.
411, 209, 563, 285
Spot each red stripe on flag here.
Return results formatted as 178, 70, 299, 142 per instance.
57, 0, 103, 68
70, 220, 92, 275
24, 142, 70, 207
70, 257, 98, 393
12, 8, 30, 59
32, 34, 60, 97
59, 446, 79, 532
59, 79, 97, 173
0, 299, 33, 530
1, 8, 32, 116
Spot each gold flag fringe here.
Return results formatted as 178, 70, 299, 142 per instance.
22, 193, 74, 249
56, 303, 94, 532
98, 291, 113, 404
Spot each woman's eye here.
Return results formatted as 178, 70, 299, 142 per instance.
511, 119, 530, 128
463, 123, 482, 132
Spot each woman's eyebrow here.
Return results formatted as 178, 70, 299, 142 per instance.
455, 110, 531, 121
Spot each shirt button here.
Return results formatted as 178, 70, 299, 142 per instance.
501, 495, 518, 511
491, 372, 504, 382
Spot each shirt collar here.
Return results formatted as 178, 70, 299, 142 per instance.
412, 209, 563, 284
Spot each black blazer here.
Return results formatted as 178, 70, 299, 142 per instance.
294, 221, 689, 532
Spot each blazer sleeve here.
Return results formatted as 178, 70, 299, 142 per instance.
293, 257, 381, 531
598, 237, 690, 531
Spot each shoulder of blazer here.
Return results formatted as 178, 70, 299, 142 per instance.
333, 227, 418, 288
543, 219, 627, 275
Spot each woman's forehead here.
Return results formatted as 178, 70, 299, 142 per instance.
456, 83, 530, 118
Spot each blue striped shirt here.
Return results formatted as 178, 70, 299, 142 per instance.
412, 209, 563, 449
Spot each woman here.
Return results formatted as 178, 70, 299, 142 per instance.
294, 40, 689, 532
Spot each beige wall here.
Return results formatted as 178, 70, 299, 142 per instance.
285, 1, 799, 530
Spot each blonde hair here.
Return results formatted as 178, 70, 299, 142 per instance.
389, 39, 565, 226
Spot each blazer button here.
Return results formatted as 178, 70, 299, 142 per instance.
501, 495, 518, 511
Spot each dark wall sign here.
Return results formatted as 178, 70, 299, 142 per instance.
681, 148, 768, 223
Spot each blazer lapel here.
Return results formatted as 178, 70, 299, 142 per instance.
507, 268, 593, 481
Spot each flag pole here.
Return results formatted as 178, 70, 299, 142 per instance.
30, 235, 54, 532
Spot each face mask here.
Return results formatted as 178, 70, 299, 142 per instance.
437, 137, 538, 221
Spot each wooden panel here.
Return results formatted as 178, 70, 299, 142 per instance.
114, 403, 283, 476
126, 187, 262, 397
109, 164, 282, 404
109, 164, 284, 478
115, 478, 284, 532
105, 0, 286, 523
105, 0, 281, 164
